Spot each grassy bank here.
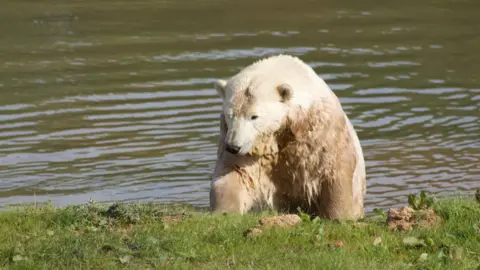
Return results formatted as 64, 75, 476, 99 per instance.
0, 194, 479, 270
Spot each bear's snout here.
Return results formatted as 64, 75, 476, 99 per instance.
226, 144, 241, 154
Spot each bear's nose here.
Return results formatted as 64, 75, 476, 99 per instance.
226, 144, 240, 154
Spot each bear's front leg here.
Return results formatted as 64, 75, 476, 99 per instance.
209, 111, 256, 214
317, 172, 363, 221
210, 171, 253, 214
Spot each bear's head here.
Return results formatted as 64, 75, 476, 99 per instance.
213, 55, 329, 156
214, 76, 293, 156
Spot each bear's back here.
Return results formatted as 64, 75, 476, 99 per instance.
232, 55, 340, 110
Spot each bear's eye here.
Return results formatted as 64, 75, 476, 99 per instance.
251, 115, 258, 120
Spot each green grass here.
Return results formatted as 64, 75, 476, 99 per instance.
0, 195, 479, 270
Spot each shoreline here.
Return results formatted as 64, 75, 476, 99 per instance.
0, 193, 479, 269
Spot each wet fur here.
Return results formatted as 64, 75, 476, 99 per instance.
210, 55, 366, 221
210, 99, 366, 220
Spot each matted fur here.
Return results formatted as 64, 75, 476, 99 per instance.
210, 104, 366, 220
272, 100, 364, 219
210, 55, 366, 220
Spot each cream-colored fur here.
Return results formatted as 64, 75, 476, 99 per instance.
210, 54, 366, 220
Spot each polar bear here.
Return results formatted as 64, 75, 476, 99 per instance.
209, 54, 366, 220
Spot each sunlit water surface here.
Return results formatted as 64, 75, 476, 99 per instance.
0, 0, 478, 212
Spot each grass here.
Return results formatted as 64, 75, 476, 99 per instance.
0, 194, 479, 270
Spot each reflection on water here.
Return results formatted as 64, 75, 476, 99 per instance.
0, 0, 478, 212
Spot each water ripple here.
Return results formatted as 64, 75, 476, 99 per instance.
1, 0, 479, 212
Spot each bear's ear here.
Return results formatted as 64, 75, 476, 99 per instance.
214, 79, 227, 100
277, 84, 293, 102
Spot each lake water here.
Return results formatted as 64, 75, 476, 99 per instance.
0, 0, 478, 212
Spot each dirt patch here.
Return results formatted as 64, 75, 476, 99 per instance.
259, 214, 302, 228
244, 228, 264, 237
386, 206, 442, 232
244, 214, 301, 237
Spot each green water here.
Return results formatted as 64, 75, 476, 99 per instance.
0, 0, 478, 211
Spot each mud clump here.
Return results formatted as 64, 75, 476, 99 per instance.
259, 214, 302, 228
244, 214, 302, 237
387, 206, 442, 232
244, 228, 264, 238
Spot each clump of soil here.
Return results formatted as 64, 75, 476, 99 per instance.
259, 214, 302, 228
244, 228, 264, 237
244, 214, 301, 237
386, 206, 442, 232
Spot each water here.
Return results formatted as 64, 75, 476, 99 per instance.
0, 0, 479, 212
